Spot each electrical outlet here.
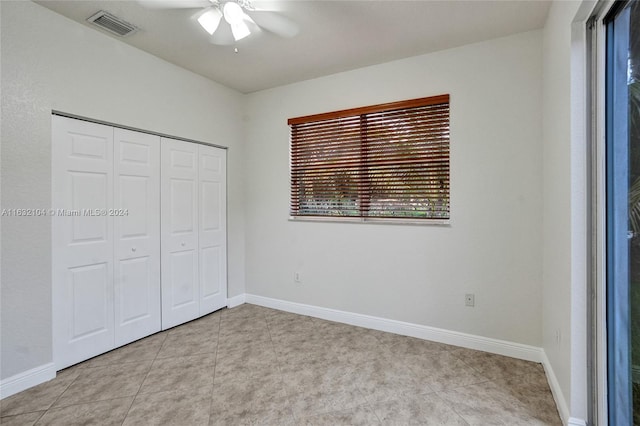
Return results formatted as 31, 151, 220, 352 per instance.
465, 293, 475, 307
294, 272, 302, 283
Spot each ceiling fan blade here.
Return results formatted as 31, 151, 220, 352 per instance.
245, 10, 299, 38
138, 0, 211, 9
209, 20, 235, 45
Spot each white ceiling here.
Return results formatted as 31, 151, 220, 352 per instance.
36, 0, 552, 94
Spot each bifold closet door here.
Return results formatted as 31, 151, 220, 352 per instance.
113, 128, 161, 346
161, 139, 227, 330
52, 117, 115, 369
53, 116, 161, 369
161, 139, 200, 329
198, 145, 227, 315
53, 116, 226, 367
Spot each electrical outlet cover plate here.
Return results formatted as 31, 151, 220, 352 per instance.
465, 293, 475, 307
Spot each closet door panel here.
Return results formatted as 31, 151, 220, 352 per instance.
67, 263, 111, 337
198, 145, 227, 315
114, 129, 161, 346
118, 257, 151, 323
52, 116, 114, 370
161, 138, 199, 329
169, 250, 198, 306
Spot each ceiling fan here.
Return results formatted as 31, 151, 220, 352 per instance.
138, 0, 299, 45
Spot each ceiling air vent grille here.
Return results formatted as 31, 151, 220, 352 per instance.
87, 11, 138, 37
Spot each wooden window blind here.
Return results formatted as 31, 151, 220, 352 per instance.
289, 94, 450, 220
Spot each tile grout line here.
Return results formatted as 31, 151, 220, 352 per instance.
351, 330, 391, 424
432, 371, 554, 425
26, 409, 47, 425
119, 331, 169, 426
436, 391, 473, 426
284, 315, 372, 422
364, 400, 385, 425
34, 365, 85, 423
262, 308, 297, 423
373, 337, 485, 424
207, 310, 224, 425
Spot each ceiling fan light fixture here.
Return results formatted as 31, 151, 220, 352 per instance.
197, 8, 222, 35
229, 21, 250, 41
223, 1, 251, 41
222, 2, 245, 25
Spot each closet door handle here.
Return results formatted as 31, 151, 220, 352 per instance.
131, 247, 137, 252
181, 242, 186, 247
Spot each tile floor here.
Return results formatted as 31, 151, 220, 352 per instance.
0, 304, 562, 425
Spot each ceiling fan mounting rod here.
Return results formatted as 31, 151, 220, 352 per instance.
209, 0, 255, 11
235, 0, 255, 11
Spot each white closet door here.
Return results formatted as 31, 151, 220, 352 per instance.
113, 129, 161, 346
198, 145, 227, 315
161, 138, 199, 329
52, 116, 114, 369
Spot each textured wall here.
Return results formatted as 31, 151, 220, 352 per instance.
541, 1, 584, 421
0, 1, 245, 380
244, 30, 544, 346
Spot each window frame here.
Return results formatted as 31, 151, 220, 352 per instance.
585, 1, 630, 424
288, 95, 451, 225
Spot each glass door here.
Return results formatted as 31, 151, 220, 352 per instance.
607, 2, 640, 424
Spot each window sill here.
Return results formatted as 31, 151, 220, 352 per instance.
288, 216, 451, 226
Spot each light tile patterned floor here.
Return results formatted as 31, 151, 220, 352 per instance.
0, 304, 562, 425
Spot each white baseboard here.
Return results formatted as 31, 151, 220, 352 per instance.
245, 294, 543, 363
226, 293, 246, 308
539, 354, 586, 426
0, 363, 56, 400
540, 350, 572, 425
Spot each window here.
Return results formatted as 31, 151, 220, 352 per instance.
604, 1, 640, 424
288, 94, 450, 221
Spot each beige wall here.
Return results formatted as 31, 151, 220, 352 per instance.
542, 0, 589, 422
0, 0, 245, 379
244, 30, 544, 346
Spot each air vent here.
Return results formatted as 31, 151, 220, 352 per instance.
87, 11, 138, 37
